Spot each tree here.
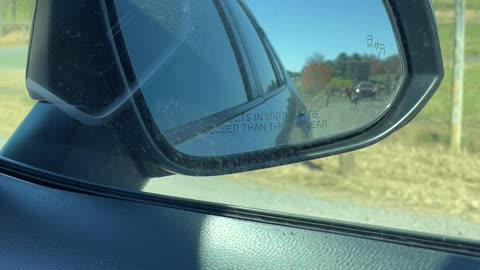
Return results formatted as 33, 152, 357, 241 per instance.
333, 52, 350, 79
347, 54, 371, 83
301, 61, 333, 94
327, 78, 352, 91
370, 61, 386, 77
11, 0, 16, 23
0, 0, 35, 25
385, 55, 401, 77
0, 0, 8, 23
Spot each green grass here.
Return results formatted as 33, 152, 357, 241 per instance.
414, 5, 480, 152
433, 0, 480, 11
418, 63, 480, 123
0, 29, 30, 47
437, 22, 480, 61
0, 46, 28, 69
0, 0, 35, 24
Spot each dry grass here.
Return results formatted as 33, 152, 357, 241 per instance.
0, 70, 34, 138
229, 128, 480, 224
0, 30, 30, 47
435, 10, 480, 24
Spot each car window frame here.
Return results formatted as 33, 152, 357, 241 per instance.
223, 0, 286, 97
210, 0, 257, 102
264, 38, 286, 87
237, 0, 287, 89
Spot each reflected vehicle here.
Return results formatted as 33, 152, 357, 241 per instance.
354, 81, 377, 99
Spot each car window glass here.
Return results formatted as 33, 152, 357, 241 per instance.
144, 0, 480, 241
227, 0, 279, 94
1, 0, 480, 243
265, 39, 286, 86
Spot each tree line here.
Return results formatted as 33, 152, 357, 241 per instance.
298, 52, 402, 96
0, 0, 35, 24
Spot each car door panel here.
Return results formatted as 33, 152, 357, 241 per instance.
0, 172, 479, 269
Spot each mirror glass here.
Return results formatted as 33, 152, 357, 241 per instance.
113, 0, 404, 157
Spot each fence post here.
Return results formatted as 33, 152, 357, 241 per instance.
0, 1, 4, 37
11, 0, 16, 23
450, 0, 465, 152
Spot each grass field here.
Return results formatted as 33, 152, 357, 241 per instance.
0, 1, 34, 26
433, 0, 480, 11
0, 29, 30, 47
0, 1, 480, 232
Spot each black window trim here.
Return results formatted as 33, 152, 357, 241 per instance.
264, 38, 286, 86
214, 0, 263, 100
223, 0, 285, 96
240, 3, 287, 88
236, 0, 287, 88
212, 0, 258, 101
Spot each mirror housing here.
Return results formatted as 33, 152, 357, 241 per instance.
26, 0, 130, 121
24, 0, 443, 178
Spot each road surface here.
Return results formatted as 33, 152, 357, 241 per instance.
307, 96, 388, 139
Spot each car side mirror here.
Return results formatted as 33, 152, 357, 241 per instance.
25, 0, 443, 177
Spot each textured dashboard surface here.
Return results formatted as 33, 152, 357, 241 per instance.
0, 172, 479, 269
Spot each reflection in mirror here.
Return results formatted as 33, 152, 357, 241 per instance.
113, 0, 403, 157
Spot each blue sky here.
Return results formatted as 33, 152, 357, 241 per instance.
243, 0, 400, 72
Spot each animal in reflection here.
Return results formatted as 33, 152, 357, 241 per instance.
345, 82, 378, 107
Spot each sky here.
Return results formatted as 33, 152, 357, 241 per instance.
243, 0, 400, 72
